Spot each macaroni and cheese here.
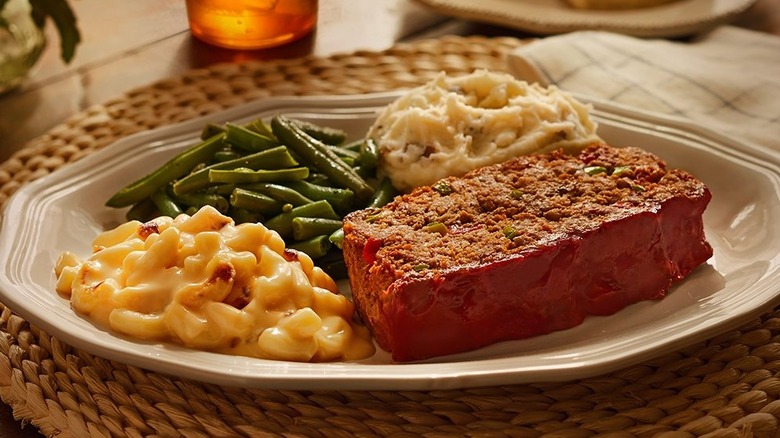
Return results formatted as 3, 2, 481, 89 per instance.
54, 206, 375, 362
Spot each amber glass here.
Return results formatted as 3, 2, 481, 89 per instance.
185, 0, 317, 49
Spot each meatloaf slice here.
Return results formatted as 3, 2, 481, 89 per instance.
342, 143, 713, 362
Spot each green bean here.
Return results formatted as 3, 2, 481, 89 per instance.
359, 138, 380, 170
106, 133, 225, 208
225, 123, 279, 153
172, 145, 297, 195
294, 119, 348, 145
292, 217, 343, 241
283, 180, 355, 212
351, 165, 375, 180
367, 177, 397, 208
288, 235, 332, 259
271, 116, 374, 201
205, 183, 238, 196
341, 138, 365, 152
328, 227, 344, 249
229, 207, 263, 224
209, 167, 309, 184
263, 200, 339, 238
173, 192, 230, 214
125, 198, 158, 222
229, 188, 283, 215
213, 150, 242, 162
326, 144, 360, 160
305, 173, 331, 186
201, 123, 225, 140
245, 119, 274, 138
338, 156, 356, 167
150, 189, 184, 218
241, 183, 313, 206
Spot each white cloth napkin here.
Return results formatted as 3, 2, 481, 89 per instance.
507, 26, 780, 151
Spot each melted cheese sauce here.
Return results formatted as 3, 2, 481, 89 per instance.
54, 206, 375, 362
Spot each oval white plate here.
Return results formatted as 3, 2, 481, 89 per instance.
1, 92, 779, 391
413, 0, 757, 38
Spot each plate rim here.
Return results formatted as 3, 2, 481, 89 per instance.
1, 92, 779, 391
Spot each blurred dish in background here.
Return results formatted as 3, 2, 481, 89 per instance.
564, 0, 682, 10
185, 0, 318, 49
411, 0, 758, 38
0, 0, 46, 94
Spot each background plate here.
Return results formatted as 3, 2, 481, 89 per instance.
1, 92, 779, 390
413, 0, 757, 38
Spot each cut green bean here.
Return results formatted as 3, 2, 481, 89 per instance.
367, 177, 397, 208
288, 235, 332, 259
341, 138, 365, 152
245, 119, 275, 138
283, 180, 355, 212
172, 145, 297, 195
225, 123, 279, 153
263, 200, 340, 238
150, 189, 184, 218
125, 198, 158, 222
241, 183, 313, 206
271, 116, 374, 201
294, 119, 348, 145
229, 188, 283, 215
106, 133, 225, 208
328, 227, 344, 249
351, 165, 375, 180
230, 207, 263, 224
305, 173, 331, 186
200, 123, 225, 140
338, 156, 356, 167
204, 183, 238, 196
209, 167, 309, 184
173, 192, 230, 214
292, 217, 343, 241
359, 138, 380, 170
213, 150, 242, 162
326, 144, 360, 160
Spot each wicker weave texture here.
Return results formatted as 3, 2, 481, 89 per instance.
2, 35, 780, 437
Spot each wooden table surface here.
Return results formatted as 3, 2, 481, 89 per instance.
1, 0, 778, 435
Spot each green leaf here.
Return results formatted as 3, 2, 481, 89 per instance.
29, 0, 81, 63
0, 0, 13, 29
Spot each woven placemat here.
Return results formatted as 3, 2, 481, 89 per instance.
2, 35, 780, 438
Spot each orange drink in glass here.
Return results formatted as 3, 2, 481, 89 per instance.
185, 0, 318, 49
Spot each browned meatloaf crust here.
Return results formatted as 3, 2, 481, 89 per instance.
342, 143, 713, 362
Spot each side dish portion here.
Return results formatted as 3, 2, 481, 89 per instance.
369, 70, 602, 192
104, 116, 396, 276
55, 206, 375, 362
343, 143, 713, 362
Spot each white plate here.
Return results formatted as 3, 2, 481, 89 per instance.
1, 92, 779, 391
413, 0, 757, 38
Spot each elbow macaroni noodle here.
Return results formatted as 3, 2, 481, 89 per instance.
54, 206, 375, 362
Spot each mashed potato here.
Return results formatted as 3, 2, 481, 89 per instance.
368, 70, 602, 192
